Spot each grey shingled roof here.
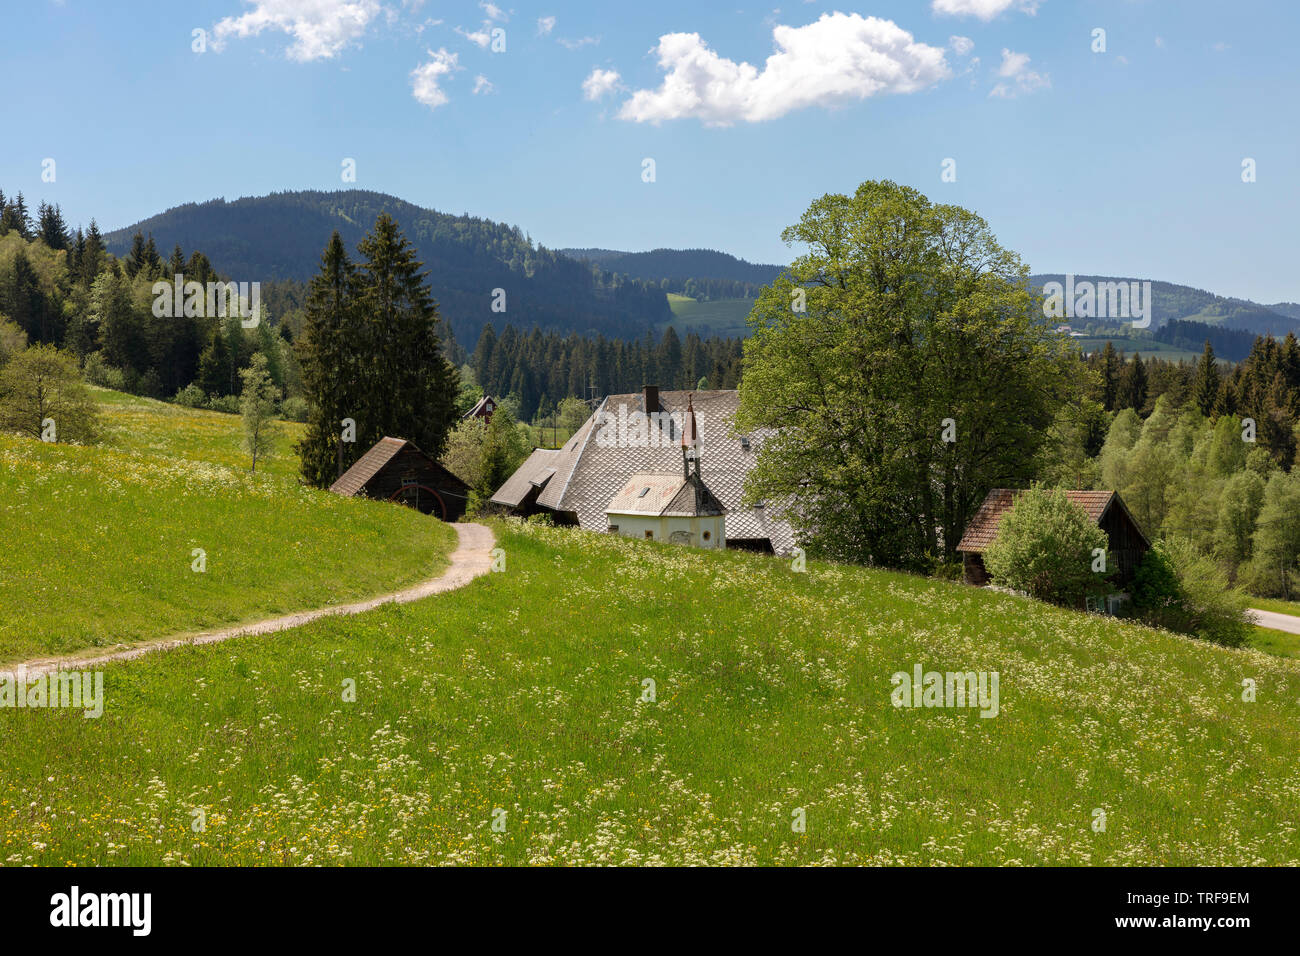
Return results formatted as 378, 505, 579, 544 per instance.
606, 472, 726, 517
495, 390, 796, 553
490, 447, 561, 508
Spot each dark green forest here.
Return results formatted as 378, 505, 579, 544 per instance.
469, 323, 744, 422
103, 190, 671, 348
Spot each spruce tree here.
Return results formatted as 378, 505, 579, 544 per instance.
1193, 341, 1221, 416
1099, 341, 1119, 411
124, 231, 147, 277
354, 213, 458, 459
81, 220, 104, 286
12, 193, 31, 239
1119, 352, 1148, 412
37, 202, 69, 250
297, 231, 362, 486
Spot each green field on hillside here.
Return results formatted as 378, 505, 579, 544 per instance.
662, 294, 755, 339
3, 519, 1297, 866
0, 392, 456, 663
1071, 336, 1202, 363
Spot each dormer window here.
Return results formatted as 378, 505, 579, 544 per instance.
740, 435, 751, 451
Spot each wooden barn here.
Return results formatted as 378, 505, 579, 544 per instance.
329, 437, 470, 522
463, 394, 497, 423
956, 489, 1151, 611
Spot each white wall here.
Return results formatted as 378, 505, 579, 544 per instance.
607, 513, 726, 549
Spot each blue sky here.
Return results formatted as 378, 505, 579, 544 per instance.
6, 0, 1298, 302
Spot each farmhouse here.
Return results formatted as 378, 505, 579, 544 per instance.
490, 386, 796, 554
604, 394, 727, 547
463, 394, 497, 423
956, 488, 1151, 611
330, 437, 470, 522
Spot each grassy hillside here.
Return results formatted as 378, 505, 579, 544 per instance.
0, 391, 456, 663
1071, 336, 1203, 363
3, 520, 1296, 865
663, 293, 755, 339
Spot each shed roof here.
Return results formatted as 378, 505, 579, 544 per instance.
464, 394, 496, 419
956, 488, 1138, 553
330, 437, 409, 496
329, 437, 469, 497
491, 447, 561, 507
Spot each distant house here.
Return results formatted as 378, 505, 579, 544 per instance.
463, 395, 497, 423
329, 437, 470, 522
489, 386, 796, 554
956, 488, 1151, 612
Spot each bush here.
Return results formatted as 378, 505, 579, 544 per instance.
983, 486, 1110, 607
205, 394, 241, 415
280, 396, 309, 423
1131, 540, 1250, 647
173, 383, 206, 408
82, 352, 125, 390
0, 344, 101, 443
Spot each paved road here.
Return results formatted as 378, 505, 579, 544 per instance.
4, 522, 496, 678
1249, 608, 1300, 635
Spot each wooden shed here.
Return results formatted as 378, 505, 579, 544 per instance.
329, 437, 470, 522
956, 489, 1151, 605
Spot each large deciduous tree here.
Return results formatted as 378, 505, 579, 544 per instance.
734, 180, 1076, 570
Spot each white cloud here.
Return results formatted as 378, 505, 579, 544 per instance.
997, 49, 1030, 77
614, 13, 949, 125
538, 15, 556, 36
989, 47, 1049, 97
473, 74, 494, 94
213, 0, 382, 61
949, 35, 974, 56
558, 35, 599, 50
582, 68, 621, 101
411, 48, 459, 109
932, 0, 1040, 21
480, 2, 507, 22
455, 24, 492, 48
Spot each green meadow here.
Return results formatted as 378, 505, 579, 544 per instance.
3, 518, 1298, 866
662, 294, 756, 339
0, 391, 456, 663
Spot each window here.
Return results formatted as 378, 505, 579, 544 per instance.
637, 487, 650, 498
608, 524, 619, 533
702, 530, 711, 541
645, 530, 654, 539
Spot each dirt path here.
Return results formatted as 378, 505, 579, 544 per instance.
5, 522, 496, 678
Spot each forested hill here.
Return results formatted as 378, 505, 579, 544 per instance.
1028, 273, 1300, 336
560, 247, 783, 299
104, 190, 670, 347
